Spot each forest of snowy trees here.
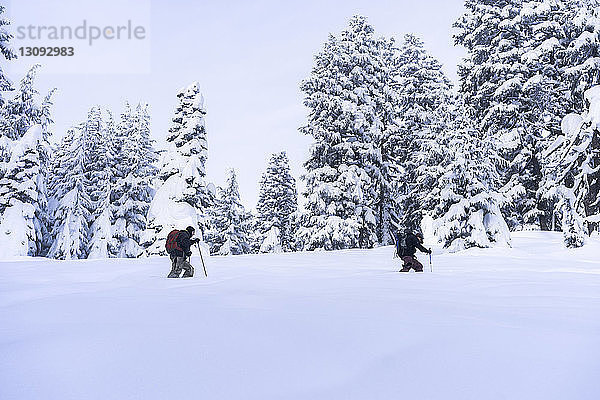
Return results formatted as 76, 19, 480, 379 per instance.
1, 1, 600, 260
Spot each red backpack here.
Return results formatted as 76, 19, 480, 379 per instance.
165, 230, 183, 254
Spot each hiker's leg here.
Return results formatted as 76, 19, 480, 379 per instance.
411, 257, 424, 272
400, 256, 412, 272
178, 257, 194, 278
167, 256, 181, 278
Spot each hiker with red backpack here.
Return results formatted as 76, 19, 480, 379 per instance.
393, 230, 431, 272
166, 226, 200, 278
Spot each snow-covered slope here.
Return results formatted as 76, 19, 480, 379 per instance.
1, 231, 598, 400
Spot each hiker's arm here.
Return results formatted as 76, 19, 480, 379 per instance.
415, 240, 430, 254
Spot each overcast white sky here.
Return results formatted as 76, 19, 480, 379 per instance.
6, 0, 466, 209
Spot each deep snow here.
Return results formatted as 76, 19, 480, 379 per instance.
1, 231, 599, 400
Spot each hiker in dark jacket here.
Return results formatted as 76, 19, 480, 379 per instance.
167, 226, 200, 278
395, 230, 431, 272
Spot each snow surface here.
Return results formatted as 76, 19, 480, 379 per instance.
1, 231, 599, 400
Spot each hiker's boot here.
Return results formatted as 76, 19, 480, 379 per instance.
167, 268, 181, 278
182, 267, 194, 278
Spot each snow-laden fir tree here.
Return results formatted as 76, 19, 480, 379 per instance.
1, 65, 46, 141
455, 0, 600, 231
432, 101, 511, 251
144, 82, 214, 255
393, 34, 454, 233
0, 66, 55, 257
299, 15, 397, 250
454, 0, 541, 231
49, 107, 111, 259
0, 125, 49, 258
47, 128, 92, 259
518, 0, 568, 229
0, 5, 16, 105
84, 107, 116, 259
207, 169, 250, 255
256, 151, 298, 252
540, 85, 600, 247
111, 104, 157, 257
560, 0, 600, 113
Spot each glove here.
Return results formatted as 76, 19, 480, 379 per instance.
192, 238, 200, 245
428, 248, 432, 254
186, 251, 192, 257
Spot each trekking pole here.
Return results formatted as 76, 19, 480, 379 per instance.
388, 228, 397, 259
197, 243, 208, 277
429, 252, 433, 273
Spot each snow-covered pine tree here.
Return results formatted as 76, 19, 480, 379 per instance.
0, 5, 16, 105
393, 34, 454, 233
432, 101, 511, 251
47, 127, 92, 259
298, 15, 395, 251
517, 0, 568, 230
144, 82, 214, 255
455, 0, 600, 232
0, 65, 57, 144
208, 169, 250, 255
85, 107, 116, 259
524, 0, 600, 235
540, 86, 600, 247
560, 0, 600, 114
367, 30, 401, 246
1, 65, 47, 164
256, 152, 298, 252
112, 104, 157, 257
0, 125, 49, 257
48, 106, 116, 259
454, 0, 548, 231
0, 65, 55, 257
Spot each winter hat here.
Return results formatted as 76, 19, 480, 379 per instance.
186, 226, 195, 236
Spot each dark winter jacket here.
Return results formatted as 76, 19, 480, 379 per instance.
172, 230, 197, 258
395, 232, 429, 257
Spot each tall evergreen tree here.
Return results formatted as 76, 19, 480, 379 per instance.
1, 65, 45, 141
393, 34, 454, 233
0, 5, 16, 105
144, 82, 214, 255
256, 152, 298, 252
48, 128, 92, 259
299, 15, 397, 250
112, 104, 157, 257
454, 0, 541, 230
0, 125, 50, 257
84, 107, 116, 259
208, 169, 250, 255
560, 0, 600, 113
455, 0, 600, 231
0, 66, 54, 257
432, 101, 511, 251
540, 86, 600, 247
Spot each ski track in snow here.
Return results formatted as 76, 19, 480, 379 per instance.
1, 231, 599, 400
